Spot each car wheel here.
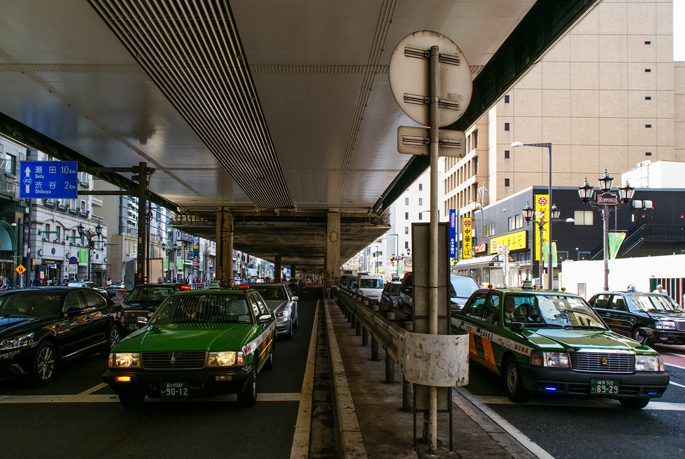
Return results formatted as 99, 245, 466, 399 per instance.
632, 328, 650, 346
101, 325, 122, 357
504, 357, 530, 403
237, 366, 258, 407
119, 394, 145, 407
619, 397, 650, 409
32, 341, 57, 386
263, 350, 274, 370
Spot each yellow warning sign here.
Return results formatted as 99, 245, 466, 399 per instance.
15, 264, 26, 275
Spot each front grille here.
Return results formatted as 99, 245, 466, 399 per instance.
675, 321, 685, 332
570, 352, 635, 373
123, 311, 141, 323
142, 351, 206, 370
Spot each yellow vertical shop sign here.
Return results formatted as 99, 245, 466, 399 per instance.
462, 217, 473, 259
534, 194, 549, 261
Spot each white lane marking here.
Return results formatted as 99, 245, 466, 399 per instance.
665, 353, 685, 358
453, 387, 554, 459
669, 381, 685, 389
76, 383, 108, 398
665, 362, 685, 370
290, 301, 319, 459
469, 394, 685, 411
0, 392, 301, 404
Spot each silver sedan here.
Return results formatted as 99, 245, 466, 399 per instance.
252, 283, 299, 339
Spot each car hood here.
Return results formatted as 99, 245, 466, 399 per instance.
0, 316, 41, 336
114, 323, 258, 352
645, 310, 685, 320
123, 301, 162, 311
526, 328, 651, 353
263, 300, 288, 313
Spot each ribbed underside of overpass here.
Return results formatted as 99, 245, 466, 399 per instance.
0, 0, 600, 273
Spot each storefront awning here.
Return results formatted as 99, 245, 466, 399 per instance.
455, 255, 518, 270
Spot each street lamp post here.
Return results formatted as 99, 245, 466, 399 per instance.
522, 202, 561, 289
512, 141, 554, 289
77, 222, 102, 282
578, 170, 635, 291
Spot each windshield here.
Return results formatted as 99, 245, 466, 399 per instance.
251, 286, 286, 301
125, 286, 177, 305
150, 294, 254, 325
631, 294, 683, 313
360, 278, 383, 289
0, 291, 65, 316
386, 284, 401, 295
503, 294, 606, 329
451, 275, 479, 299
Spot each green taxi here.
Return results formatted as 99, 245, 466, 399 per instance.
103, 287, 276, 407
452, 288, 669, 408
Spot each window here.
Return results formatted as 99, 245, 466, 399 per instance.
44, 223, 50, 240
405, 212, 409, 220
645, 41, 651, 45
418, 183, 423, 191
504, 95, 510, 103
645, 69, 651, 72
508, 216, 514, 231
645, 96, 652, 100
645, 152, 652, 156
504, 178, 510, 187
418, 198, 423, 206
55, 226, 61, 242
515, 214, 523, 229
574, 210, 594, 226
405, 227, 409, 235
474, 156, 479, 174
405, 198, 409, 205
504, 123, 510, 131
80, 200, 86, 213
5, 154, 16, 175
418, 213, 422, 220
83, 290, 106, 309
504, 150, 510, 159
645, 124, 652, 128
578, 251, 591, 261
473, 130, 479, 148
405, 241, 409, 249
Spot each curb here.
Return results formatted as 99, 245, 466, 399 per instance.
324, 299, 368, 459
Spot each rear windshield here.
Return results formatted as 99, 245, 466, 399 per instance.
360, 278, 383, 289
125, 286, 177, 304
386, 283, 401, 295
0, 291, 65, 316
251, 286, 286, 300
150, 294, 254, 325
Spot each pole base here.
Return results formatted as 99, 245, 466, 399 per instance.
415, 442, 460, 459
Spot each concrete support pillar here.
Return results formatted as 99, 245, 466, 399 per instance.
215, 209, 234, 288
325, 212, 341, 286
290, 264, 296, 280
274, 255, 282, 283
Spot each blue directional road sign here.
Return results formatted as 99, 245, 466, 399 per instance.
20, 161, 78, 199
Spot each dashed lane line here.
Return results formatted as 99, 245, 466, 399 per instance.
669, 381, 685, 389
469, 395, 685, 411
0, 392, 302, 404
665, 362, 685, 370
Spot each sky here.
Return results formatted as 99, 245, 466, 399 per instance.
676, 0, 684, 60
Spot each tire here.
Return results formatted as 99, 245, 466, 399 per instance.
284, 320, 294, 340
101, 325, 122, 357
504, 357, 530, 403
263, 350, 274, 370
237, 366, 258, 407
119, 394, 145, 407
32, 341, 57, 386
619, 397, 650, 409
632, 328, 650, 346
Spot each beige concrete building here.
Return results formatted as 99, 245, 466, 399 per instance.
443, 0, 684, 233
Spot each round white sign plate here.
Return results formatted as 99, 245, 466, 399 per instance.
389, 31, 473, 128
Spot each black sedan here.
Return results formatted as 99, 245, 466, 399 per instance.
0, 287, 123, 385
121, 283, 189, 333
380, 281, 401, 308
589, 291, 685, 345
249, 283, 298, 339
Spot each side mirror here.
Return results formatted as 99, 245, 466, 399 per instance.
292, 296, 299, 302
509, 322, 526, 333
637, 327, 654, 338
258, 314, 272, 324
137, 316, 148, 324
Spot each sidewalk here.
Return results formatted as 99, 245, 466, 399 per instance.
324, 298, 540, 459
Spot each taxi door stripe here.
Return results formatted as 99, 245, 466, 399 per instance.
481, 337, 496, 365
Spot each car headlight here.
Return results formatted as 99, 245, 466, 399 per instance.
0, 333, 35, 351
635, 355, 664, 372
109, 353, 141, 368
655, 320, 676, 330
530, 351, 570, 368
208, 351, 244, 367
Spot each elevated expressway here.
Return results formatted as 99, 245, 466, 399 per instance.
0, 0, 599, 281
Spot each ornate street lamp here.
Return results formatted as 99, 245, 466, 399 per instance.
77, 222, 103, 282
522, 202, 563, 289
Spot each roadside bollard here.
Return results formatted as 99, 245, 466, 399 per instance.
362, 326, 368, 346
363, 300, 369, 306
372, 304, 379, 312
402, 321, 413, 412
371, 336, 379, 361
385, 312, 395, 383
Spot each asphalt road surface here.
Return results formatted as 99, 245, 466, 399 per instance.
0, 298, 320, 459
461, 344, 685, 459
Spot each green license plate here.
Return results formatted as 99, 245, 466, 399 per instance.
590, 379, 620, 395
159, 382, 190, 397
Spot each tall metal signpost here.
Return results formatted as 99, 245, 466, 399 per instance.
389, 31, 472, 454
